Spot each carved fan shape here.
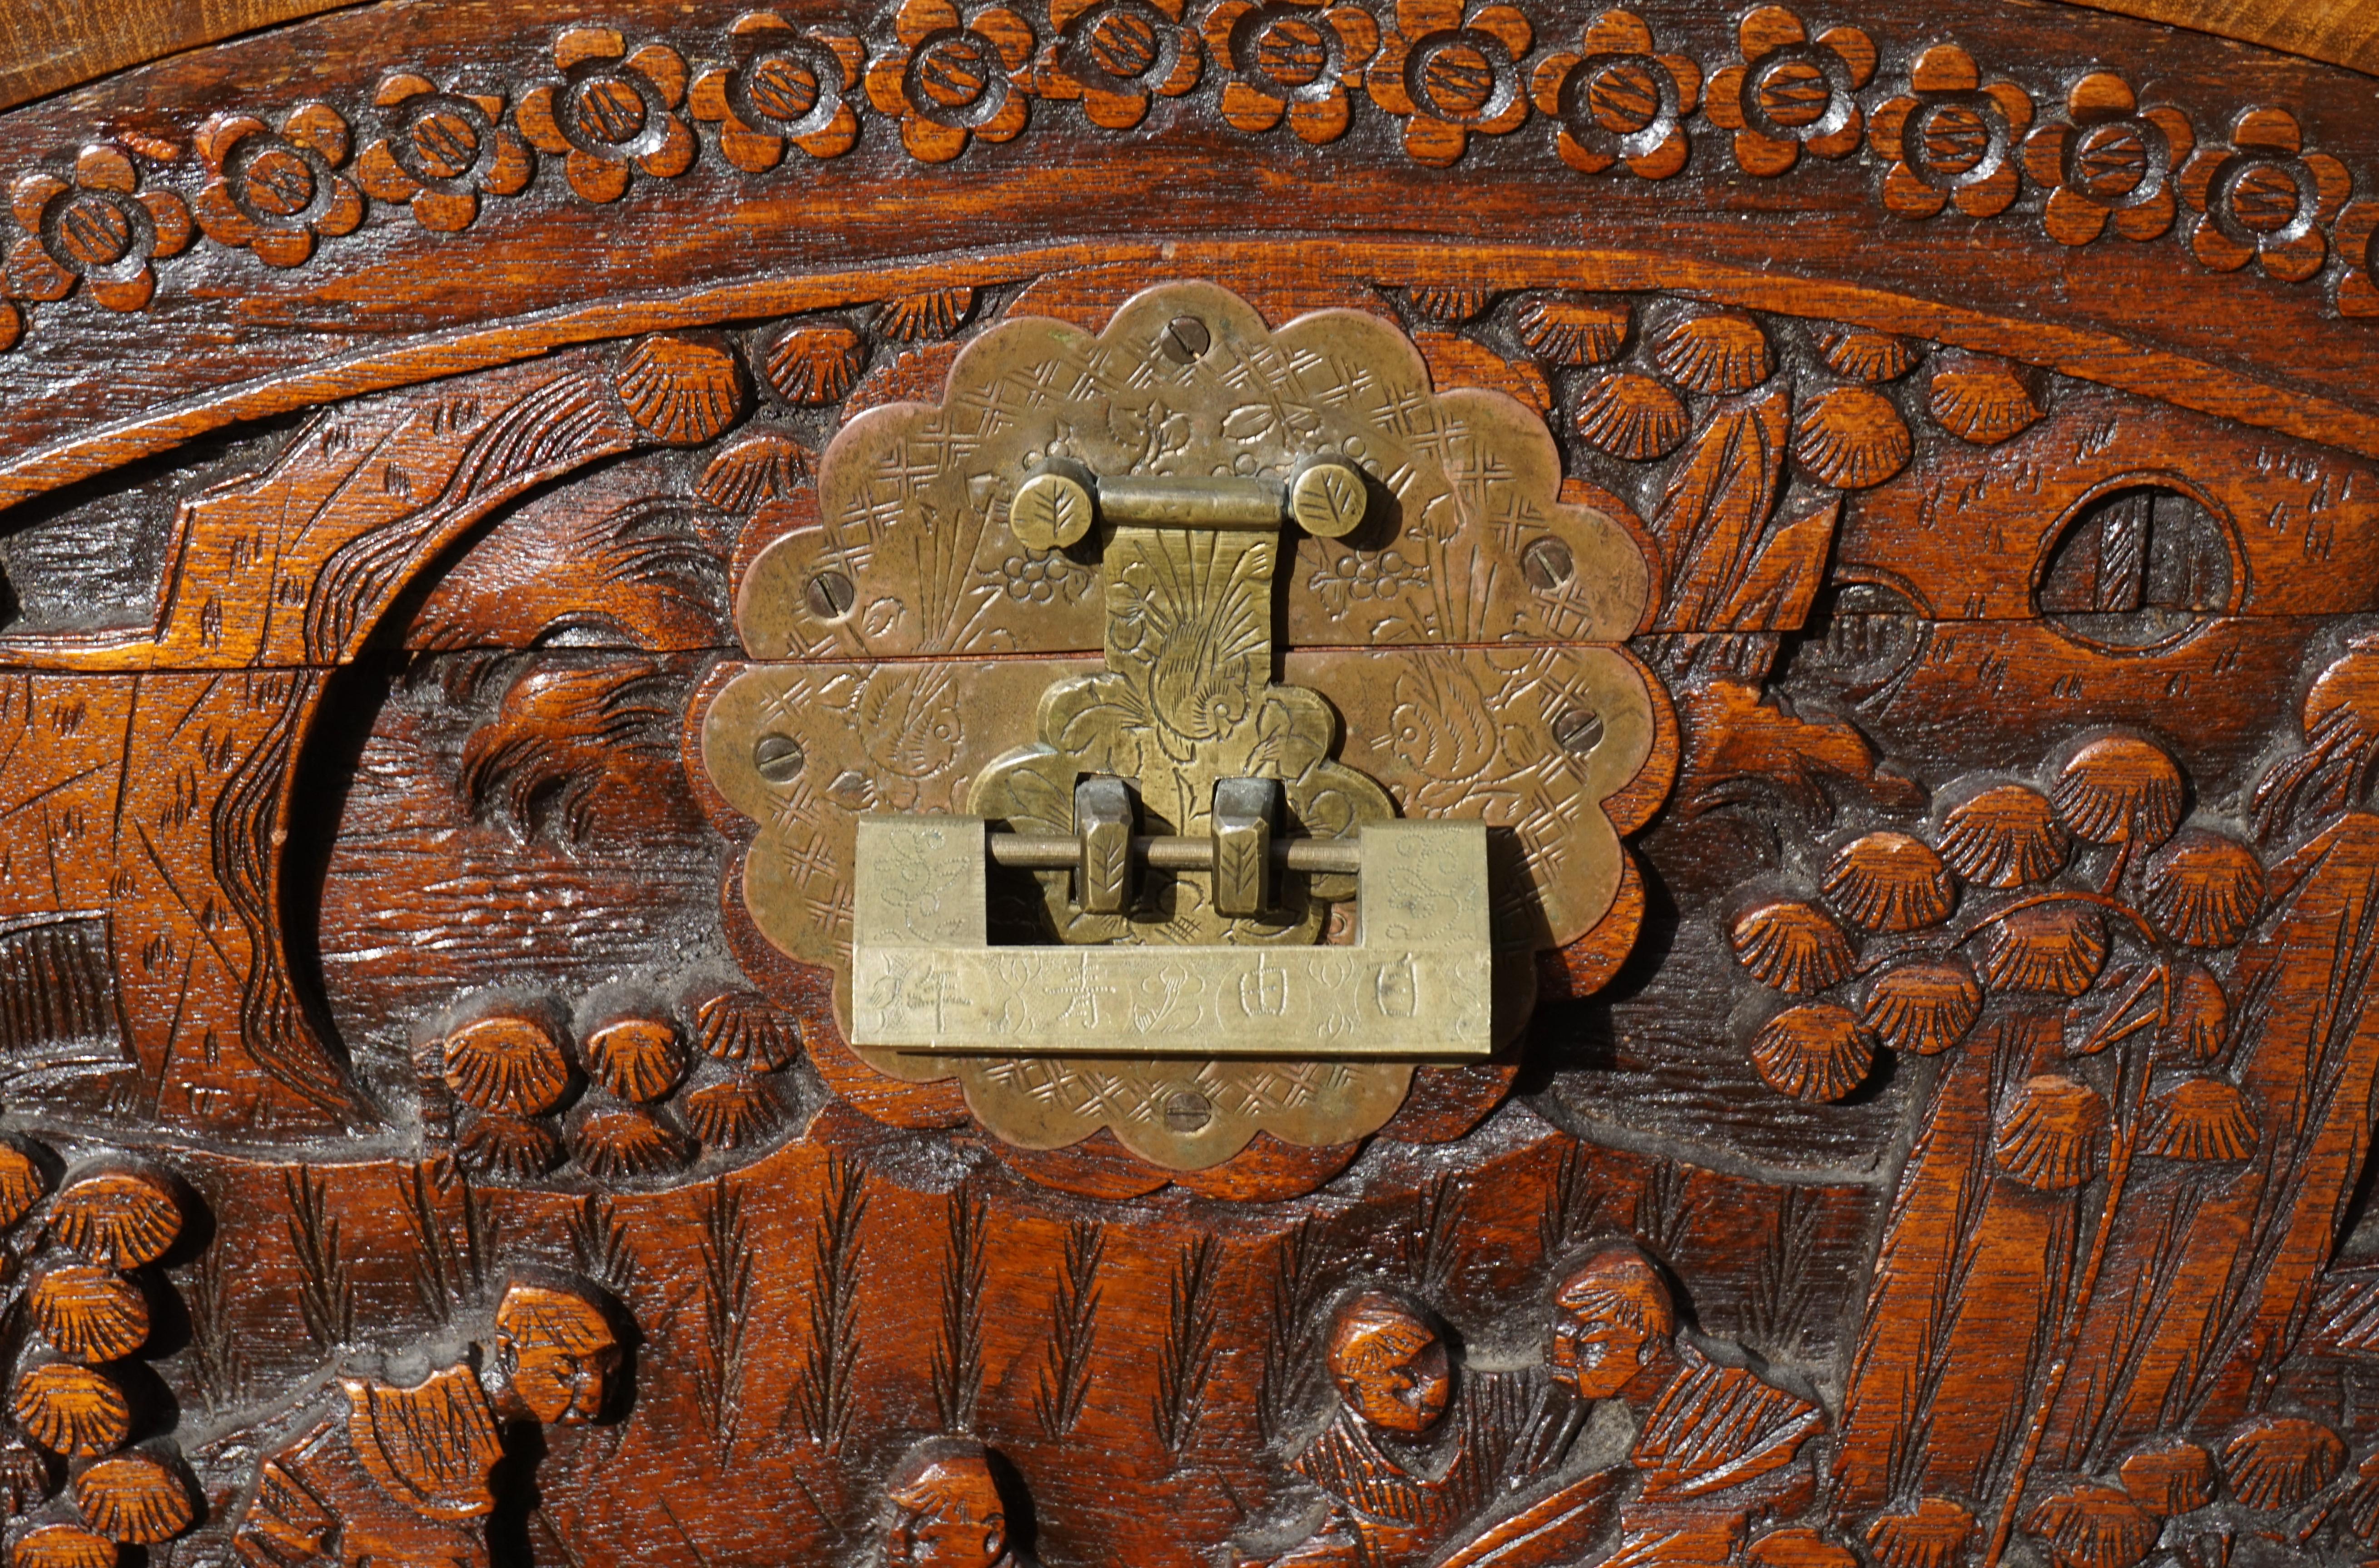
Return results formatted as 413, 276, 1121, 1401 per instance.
612, 335, 745, 446
1937, 784, 2069, 887
1815, 326, 1919, 382
1515, 295, 1628, 363
1651, 308, 1770, 391
2141, 829, 2264, 947
1729, 899, 1856, 993
1823, 831, 1953, 932
2024, 1484, 2157, 1568
10, 1363, 131, 1457
1928, 353, 2043, 443
763, 322, 866, 402
0, 1142, 49, 1231
1992, 1073, 2106, 1189
571, 1105, 693, 1178
874, 286, 975, 340
71, 1451, 197, 1544
457, 1113, 566, 1178
10, 1525, 115, 1568
2220, 1415, 2344, 1509
1792, 385, 1912, 490
583, 1017, 689, 1103
694, 990, 802, 1070
28, 1266, 149, 1364
680, 1075, 786, 1147
1750, 1003, 1874, 1101
2051, 735, 2184, 847
442, 1013, 574, 1116
1863, 1498, 1974, 1568
2157, 964, 2230, 1063
1573, 370, 1687, 459
46, 1171, 179, 1269
1860, 959, 1980, 1055
1745, 1528, 1858, 1568
2118, 1439, 2217, 1517
1979, 904, 2108, 996
2145, 1076, 2257, 1162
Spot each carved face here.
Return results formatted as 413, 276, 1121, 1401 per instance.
1327, 1296, 1452, 1436
885, 1458, 1007, 1568
494, 1284, 621, 1424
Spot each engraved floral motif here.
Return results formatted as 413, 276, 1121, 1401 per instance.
193, 103, 365, 265
2020, 72, 2192, 246
1702, 5, 1874, 177
5, 146, 190, 314
2338, 199, 2379, 320
1366, 0, 1533, 166
864, 0, 1035, 163
689, 11, 866, 168
1527, 9, 1698, 177
355, 72, 535, 231
515, 26, 699, 203
1307, 545, 1414, 612
1869, 43, 2031, 220
1205, 0, 1378, 143
2176, 106, 2354, 283
1036, 0, 1203, 129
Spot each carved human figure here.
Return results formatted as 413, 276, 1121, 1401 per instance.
882, 1438, 1034, 1568
1239, 1288, 1589, 1568
231, 1277, 626, 1568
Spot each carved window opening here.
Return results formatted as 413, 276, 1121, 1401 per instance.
2034, 481, 2234, 649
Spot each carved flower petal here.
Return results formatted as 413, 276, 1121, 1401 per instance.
2144, 104, 2193, 164
1805, 107, 1864, 160
2343, 268, 2379, 320
1083, 85, 1150, 130
720, 119, 785, 171
483, 130, 534, 194
2231, 105, 2300, 155
1530, 53, 1577, 114
1328, 4, 1380, 65
194, 112, 266, 171
1396, 0, 1465, 40
2305, 152, 2353, 221
1476, 90, 1529, 137
637, 113, 697, 177
975, 5, 1038, 69
1624, 124, 1689, 179
11, 173, 66, 233
1734, 127, 1797, 176
2067, 70, 2133, 118
2110, 185, 2175, 242
1158, 40, 1203, 96
283, 101, 351, 164
1205, 0, 1253, 55
1404, 114, 1468, 166
896, 0, 963, 48
1584, 9, 1652, 53
86, 269, 156, 314
74, 145, 136, 194
250, 227, 317, 268
565, 146, 632, 202
314, 177, 364, 238
7, 238, 74, 302
194, 183, 256, 244
1955, 160, 2019, 218
1908, 43, 1977, 93
1984, 79, 2032, 137
2259, 226, 2326, 284
978, 90, 1030, 142
555, 23, 627, 69
355, 140, 423, 201
1818, 25, 1875, 88
2189, 215, 2254, 273
1664, 54, 1700, 112
1868, 95, 1912, 164
0, 302, 20, 354
903, 114, 971, 162
140, 190, 191, 257
822, 32, 868, 88
375, 69, 436, 107
689, 65, 733, 122
627, 44, 687, 108
2021, 122, 2069, 189
865, 56, 911, 115
1222, 78, 1290, 132
2050, 188, 2116, 248
412, 188, 480, 231
1556, 127, 1615, 173
516, 83, 571, 152
1704, 65, 1745, 130
1368, 34, 1417, 111
1470, 4, 1533, 57
1737, 4, 1805, 60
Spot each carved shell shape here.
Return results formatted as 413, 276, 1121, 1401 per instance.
1939, 784, 2069, 887
1729, 900, 1856, 994
1823, 832, 1955, 932
1651, 309, 1770, 392
694, 990, 801, 1070
1863, 1498, 1974, 1568
874, 286, 975, 341
1407, 285, 1492, 323
763, 323, 865, 404
2119, 1439, 2217, 1517
2146, 1077, 2258, 1162
2142, 830, 2264, 948
1993, 1073, 2107, 1190
1573, 371, 1688, 460
442, 1012, 572, 1116
1928, 353, 2043, 445
0, 1140, 50, 1231
12, 1363, 130, 1458
46, 1170, 179, 1269
1980, 904, 2108, 997
1744, 1528, 1858, 1568
1816, 327, 1920, 382
681, 1074, 786, 1147
1515, 296, 1629, 364
2221, 1415, 2344, 1510
71, 1450, 197, 1544
2052, 735, 2185, 848
572, 1106, 692, 1179
613, 335, 746, 446
696, 432, 812, 513
2159, 965, 2230, 1064
457, 1113, 566, 1179
2025, 1484, 2157, 1568
583, 1017, 687, 1103
1792, 386, 1912, 490
1861, 960, 1981, 1056
1751, 1004, 1874, 1102
30, 1266, 149, 1363
11, 1525, 117, 1568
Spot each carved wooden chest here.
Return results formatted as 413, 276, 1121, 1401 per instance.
0, 0, 2374, 1564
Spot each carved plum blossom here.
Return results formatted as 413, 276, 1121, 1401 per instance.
1035, 0, 1202, 130
193, 103, 365, 265
2177, 107, 2352, 283
6, 145, 191, 314
1204, 0, 1378, 143
864, 0, 1035, 163
1869, 44, 2031, 219
1703, 6, 1873, 177
1366, 0, 1531, 165
2020, 72, 2192, 246
690, 12, 865, 169
2337, 200, 2379, 319
355, 73, 535, 231
1528, 10, 1699, 178
516, 26, 698, 203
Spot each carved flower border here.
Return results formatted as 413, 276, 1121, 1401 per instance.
0, 1, 2375, 353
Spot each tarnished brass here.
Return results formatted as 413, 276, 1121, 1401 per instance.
701, 280, 1664, 1168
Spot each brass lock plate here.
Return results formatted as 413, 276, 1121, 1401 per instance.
702, 280, 1659, 1168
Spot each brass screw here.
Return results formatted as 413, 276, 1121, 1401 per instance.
805, 570, 856, 618
1160, 315, 1211, 364
1553, 709, 1604, 757
1162, 1089, 1212, 1132
1521, 536, 1575, 590
754, 732, 806, 783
